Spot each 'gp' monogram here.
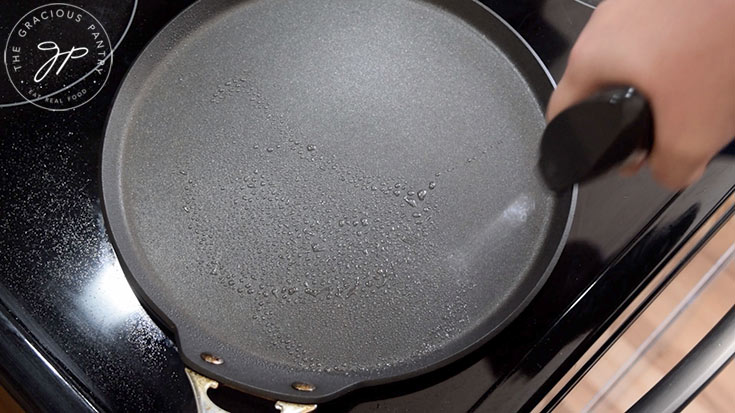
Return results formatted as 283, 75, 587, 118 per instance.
34, 41, 89, 83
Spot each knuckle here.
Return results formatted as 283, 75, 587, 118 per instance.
648, 141, 709, 190
649, 162, 687, 190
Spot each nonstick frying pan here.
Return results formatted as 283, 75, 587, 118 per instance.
101, 0, 576, 406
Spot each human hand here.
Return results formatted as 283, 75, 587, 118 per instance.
546, 0, 735, 189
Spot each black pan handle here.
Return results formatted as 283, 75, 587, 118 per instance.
538, 86, 655, 191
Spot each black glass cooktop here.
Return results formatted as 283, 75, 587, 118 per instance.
1, 0, 733, 412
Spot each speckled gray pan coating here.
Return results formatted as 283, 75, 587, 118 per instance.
101, 0, 575, 403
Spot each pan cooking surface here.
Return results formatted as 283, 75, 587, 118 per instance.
102, 0, 573, 401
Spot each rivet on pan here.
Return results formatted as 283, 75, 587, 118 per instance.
291, 382, 316, 392
201, 353, 224, 365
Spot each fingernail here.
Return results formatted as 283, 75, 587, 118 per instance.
619, 150, 648, 176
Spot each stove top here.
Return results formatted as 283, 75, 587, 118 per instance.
1, 0, 733, 412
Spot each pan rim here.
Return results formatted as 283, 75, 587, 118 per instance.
100, 0, 577, 403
